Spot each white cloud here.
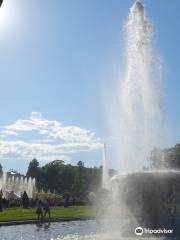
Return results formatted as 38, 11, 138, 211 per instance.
0, 130, 18, 136
5, 112, 98, 143
0, 112, 103, 163
0, 140, 102, 162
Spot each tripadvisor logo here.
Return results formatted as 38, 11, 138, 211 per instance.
135, 227, 143, 236
135, 226, 174, 236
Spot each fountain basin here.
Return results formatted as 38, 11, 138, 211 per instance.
109, 170, 180, 236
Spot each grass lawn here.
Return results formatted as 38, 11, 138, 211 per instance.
0, 206, 96, 222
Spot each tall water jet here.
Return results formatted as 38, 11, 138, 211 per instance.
102, 143, 109, 189
98, 1, 177, 237
116, 0, 163, 170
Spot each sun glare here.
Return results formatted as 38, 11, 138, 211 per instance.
0, 0, 16, 31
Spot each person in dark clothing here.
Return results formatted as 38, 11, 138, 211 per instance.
43, 200, 51, 219
36, 200, 44, 221
22, 191, 29, 208
63, 192, 70, 208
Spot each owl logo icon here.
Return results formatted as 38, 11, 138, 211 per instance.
135, 227, 144, 236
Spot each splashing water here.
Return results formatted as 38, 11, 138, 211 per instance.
0, 171, 36, 198
113, 0, 163, 171
54, 2, 166, 239
98, 1, 169, 238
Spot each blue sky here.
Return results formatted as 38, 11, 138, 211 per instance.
0, 0, 179, 173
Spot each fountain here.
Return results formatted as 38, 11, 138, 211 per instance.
0, 171, 36, 199
0, 1, 176, 240
102, 143, 110, 190
116, 0, 164, 171
107, 170, 180, 237
99, 1, 180, 238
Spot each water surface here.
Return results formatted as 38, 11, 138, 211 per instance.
0, 220, 170, 240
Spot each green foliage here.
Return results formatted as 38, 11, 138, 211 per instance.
150, 144, 180, 169
77, 161, 84, 167
26, 159, 40, 178
26, 160, 105, 197
26, 159, 44, 190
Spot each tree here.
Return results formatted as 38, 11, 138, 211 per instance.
77, 161, 84, 168
26, 159, 40, 178
72, 174, 86, 198
42, 160, 64, 193
26, 158, 104, 198
150, 144, 180, 170
49, 160, 64, 166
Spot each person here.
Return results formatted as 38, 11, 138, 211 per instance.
36, 200, 44, 221
63, 192, 70, 208
22, 191, 29, 208
43, 199, 51, 219
0, 189, 3, 212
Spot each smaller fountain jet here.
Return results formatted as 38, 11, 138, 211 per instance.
102, 143, 110, 190
0, 171, 36, 199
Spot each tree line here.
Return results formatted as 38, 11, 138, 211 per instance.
150, 144, 180, 170
26, 159, 116, 198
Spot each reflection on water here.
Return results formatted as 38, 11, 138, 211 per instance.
0, 220, 172, 240
0, 220, 96, 240
36, 222, 51, 232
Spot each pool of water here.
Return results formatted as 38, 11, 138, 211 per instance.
0, 220, 97, 240
0, 220, 172, 240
